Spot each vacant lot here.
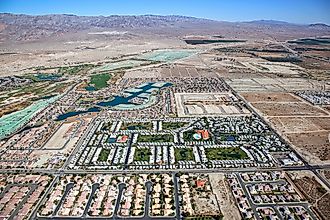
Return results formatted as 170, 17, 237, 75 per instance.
287, 131, 330, 161
175, 92, 250, 117
227, 77, 330, 92
243, 92, 330, 163
43, 122, 75, 149
252, 102, 328, 116
159, 65, 217, 78
269, 117, 330, 133
290, 171, 330, 220
241, 92, 301, 102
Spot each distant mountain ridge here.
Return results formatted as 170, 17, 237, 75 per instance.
309, 23, 330, 28
248, 20, 330, 27
0, 13, 329, 42
0, 13, 218, 41
246, 20, 292, 25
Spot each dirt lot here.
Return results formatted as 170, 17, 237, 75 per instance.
322, 169, 330, 182
289, 171, 330, 220
324, 106, 330, 112
43, 122, 76, 149
269, 117, 330, 133
287, 131, 330, 161
227, 77, 330, 92
209, 173, 241, 220
242, 92, 330, 163
252, 102, 329, 116
159, 65, 217, 78
241, 92, 301, 102
309, 117, 330, 130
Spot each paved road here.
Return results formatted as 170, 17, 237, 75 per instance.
236, 173, 318, 220
172, 173, 181, 220
143, 181, 152, 219
236, 174, 261, 220
2, 164, 330, 175
123, 133, 134, 169
61, 117, 96, 169
53, 182, 74, 216
113, 182, 126, 219
83, 183, 100, 217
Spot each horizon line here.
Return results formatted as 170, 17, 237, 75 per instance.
1, 12, 329, 26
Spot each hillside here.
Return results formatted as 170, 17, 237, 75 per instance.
0, 13, 329, 42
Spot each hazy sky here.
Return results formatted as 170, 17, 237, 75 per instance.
1, 0, 330, 24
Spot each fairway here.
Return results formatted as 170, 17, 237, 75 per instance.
205, 147, 248, 160
90, 73, 111, 90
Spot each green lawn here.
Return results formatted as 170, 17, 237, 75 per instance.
58, 64, 96, 75
90, 73, 111, 90
121, 122, 152, 130
97, 149, 111, 161
183, 130, 196, 142
174, 148, 195, 161
134, 148, 151, 161
162, 122, 188, 130
137, 134, 173, 143
205, 147, 248, 160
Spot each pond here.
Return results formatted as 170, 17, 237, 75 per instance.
35, 73, 62, 81
184, 39, 246, 45
85, 86, 96, 91
55, 107, 100, 121
56, 82, 172, 121
97, 82, 172, 110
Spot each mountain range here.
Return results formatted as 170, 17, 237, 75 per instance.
0, 13, 329, 42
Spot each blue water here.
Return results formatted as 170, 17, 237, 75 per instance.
56, 82, 172, 121
56, 107, 100, 121
36, 74, 61, 81
227, 136, 236, 141
85, 86, 96, 91
98, 82, 172, 107
107, 138, 116, 143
